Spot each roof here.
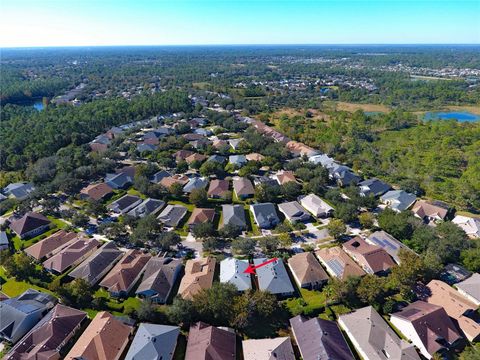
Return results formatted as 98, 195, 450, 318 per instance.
207, 154, 227, 164
24, 230, 77, 260
157, 205, 188, 227
276, 171, 297, 185
185, 153, 208, 164
160, 174, 190, 188
343, 237, 395, 274
246, 153, 265, 162
187, 208, 215, 226
285, 140, 318, 157
219, 258, 251, 291
107, 194, 142, 213
43, 237, 100, 273
5, 304, 87, 360
358, 178, 391, 197
233, 177, 254, 196
208, 179, 229, 197
80, 182, 113, 201
3, 182, 35, 199
390, 301, 462, 357
69, 242, 124, 285
254, 258, 294, 295
0, 231, 8, 246
380, 190, 417, 212
105, 172, 133, 189
136, 257, 183, 300
127, 198, 165, 218
421, 280, 480, 341
440, 263, 472, 284
65, 311, 132, 360
125, 323, 180, 360
183, 177, 209, 193
137, 143, 157, 152
150, 170, 171, 184
290, 315, 354, 360
278, 201, 311, 222
366, 231, 409, 264
299, 193, 334, 216
178, 257, 216, 299
10, 212, 50, 237
338, 306, 420, 360
229, 155, 247, 165
456, 273, 480, 304
100, 250, 151, 294
309, 154, 336, 167
452, 215, 480, 238
287, 252, 329, 287
315, 246, 365, 280
411, 200, 449, 220
173, 149, 194, 161
242, 337, 295, 360
185, 322, 236, 360
221, 204, 246, 228
250, 203, 280, 229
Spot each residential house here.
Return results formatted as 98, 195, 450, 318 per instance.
455, 273, 480, 306
69, 242, 124, 285
89, 134, 110, 152
275, 171, 297, 185
343, 236, 395, 275
328, 164, 361, 187
100, 249, 151, 297
287, 252, 329, 290
278, 201, 311, 223
24, 230, 77, 260
242, 337, 295, 360
299, 193, 334, 218
233, 177, 254, 199
253, 175, 279, 188
183, 177, 209, 193
190, 138, 211, 150
3, 182, 35, 200
160, 174, 190, 189
219, 258, 251, 291
9, 212, 50, 239
229, 154, 247, 167
65, 311, 132, 360
254, 258, 294, 297
411, 200, 450, 224
187, 208, 215, 230
5, 305, 87, 360
106, 126, 124, 139
338, 306, 420, 360
290, 315, 354, 360
0, 231, 8, 251
150, 170, 172, 184
137, 143, 157, 153
127, 198, 165, 218
440, 263, 472, 284
105, 172, 133, 189
206, 154, 227, 165
185, 322, 236, 360
108, 194, 142, 214
286, 140, 319, 157
228, 138, 244, 150
452, 215, 480, 238
315, 247, 366, 280
173, 149, 194, 162
194, 128, 212, 136
390, 301, 462, 359
185, 153, 208, 164
309, 154, 336, 168
80, 182, 113, 201
421, 280, 480, 342
208, 179, 230, 198
0, 289, 57, 344
136, 257, 183, 304
366, 230, 410, 265
125, 323, 180, 360
358, 178, 391, 197
212, 139, 228, 150
178, 257, 216, 299
157, 204, 188, 228
380, 190, 417, 212
43, 237, 100, 274
183, 133, 204, 142
250, 203, 280, 229
246, 153, 265, 162
221, 204, 246, 229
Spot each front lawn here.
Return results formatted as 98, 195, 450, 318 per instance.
284, 288, 326, 316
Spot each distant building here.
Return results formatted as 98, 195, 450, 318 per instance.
452, 215, 480, 238
411, 200, 450, 224
0, 231, 9, 251
366, 230, 410, 265
80, 182, 113, 201
3, 182, 35, 201
233, 177, 254, 199
127, 198, 165, 218
207, 179, 230, 198
187, 208, 215, 230
183, 177, 209, 193
24, 230, 77, 260
357, 178, 391, 197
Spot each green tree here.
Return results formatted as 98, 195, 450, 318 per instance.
169, 182, 184, 197
357, 275, 387, 305
326, 219, 346, 240
219, 223, 243, 239
258, 236, 279, 254
231, 237, 256, 256
167, 296, 198, 326
358, 212, 374, 229
202, 237, 220, 252
189, 188, 208, 207
192, 222, 216, 239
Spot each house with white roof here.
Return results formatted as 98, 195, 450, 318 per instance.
219, 258, 251, 291
299, 193, 334, 218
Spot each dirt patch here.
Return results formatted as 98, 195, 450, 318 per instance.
271, 108, 330, 121
445, 105, 480, 115
335, 102, 391, 113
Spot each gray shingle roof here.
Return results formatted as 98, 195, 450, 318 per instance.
254, 258, 294, 296
250, 203, 280, 229
125, 323, 179, 360
219, 258, 251, 291
108, 195, 142, 214
221, 205, 246, 229
277, 201, 311, 222
3, 182, 35, 200
127, 198, 165, 218
358, 178, 391, 197
380, 190, 417, 212
157, 205, 188, 227
183, 177, 209, 193
150, 170, 171, 184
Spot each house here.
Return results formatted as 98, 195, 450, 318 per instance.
328, 164, 361, 187
194, 128, 212, 136
253, 175, 279, 188
190, 138, 211, 150
254, 258, 294, 297
127, 198, 165, 218
208, 179, 230, 198
0, 231, 8, 251
421, 279, 480, 342
173, 149, 194, 162
185, 322, 236, 360
69, 242, 124, 285
43, 237, 100, 274
80, 182, 113, 201
178, 257, 216, 299
358, 178, 391, 197
157, 204, 188, 227
440, 263, 472, 284
212, 139, 228, 150
24, 230, 77, 260
343, 237, 395, 275
106, 126, 124, 139
366, 231, 410, 264
390, 301, 462, 359
228, 138, 244, 150
411, 200, 450, 224
5, 305, 87, 360
150, 170, 172, 184
380, 190, 417, 212
206, 154, 227, 165
275, 171, 297, 185
187, 208, 215, 230
290, 315, 354, 360
3, 182, 35, 200
338, 306, 420, 360
0, 289, 57, 344
233, 177, 254, 199
287, 252, 329, 290
65, 311, 132, 360
242, 337, 295, 360
229, 154, 247, 167
90, 134, 110, 152
183, 177, 209, 193
309, 153, 336, 168
299, 193, 334, 218
221, 204, 246, 229
315, 246, 366, 280
246, 153, 265, 162
185, 153, 208, 164
219, 258, 251, 291
250, 203, 280, 229
455, 273, 480, 306
137, 143, 157, 153
105, 172, 134, 189
278, 201, 311, 223
160, 174, 190, 189
452, 215, 480, 238
9, 212, 50, 239
183, 133, 204, 142
108, 194, 142, 214
286, 140, 319, 157
100, 249, 151, 297
136, 257, 183, 304
125, 323, 180, 360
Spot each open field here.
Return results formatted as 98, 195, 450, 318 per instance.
445, 105, 480, 115
268, 108, 330, 121
333, 101, 391, 113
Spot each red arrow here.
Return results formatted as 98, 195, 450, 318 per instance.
244, 258, 278, 274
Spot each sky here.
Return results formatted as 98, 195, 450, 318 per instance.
1, 0, 479, 47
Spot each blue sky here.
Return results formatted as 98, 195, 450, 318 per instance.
1, 0, 479, 47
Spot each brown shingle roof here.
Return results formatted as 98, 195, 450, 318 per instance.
178, 257, 216, 299
343, 236, 395, 274
80, 183, 113, 201
42, 237, 100, 273
411, 200, 449, 220
315, 246, 365, 280
207, 179, 229, 198
288, 252, 329, 288
185, 322, 236, 360
173, 150, 194, 161
276, 171, 297, 185
185, 153, 208, 164
10, 212, 50, 237
246, 153, 265, 162
160, 174, 190, 188
24, 230, 77, 260
187, 208, 216, 226
232, 177, 254, 197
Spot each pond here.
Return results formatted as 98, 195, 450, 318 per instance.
424, 111, 480, 122
33, 101, 45, 111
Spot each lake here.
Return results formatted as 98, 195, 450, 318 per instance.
424, 111, 480, 122
33, 101, 45, 111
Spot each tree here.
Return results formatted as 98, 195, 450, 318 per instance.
334, 203, 358, 223
136, 298, 156, 321
231, 237, 256, 256
60, 279, 94, 308
281, 182, 303, 201
219, 223, 243, 239
192, 222, 216, 239
326, 219, 346, 239
199, 161, 224, 177
278, 232, 292, 248
71, 212, 89, 227
358, 212, 374, 229
254, 183, 280, 203
167, 296, 198, 325
189, 188, 208, 207
193, 282, 237, 326
3, 252, 36, 280
377, 208, 414, 240
389, 249, 425, 296
169, 182, 184, 197
86, 199, 107, 217
432, 221, 470, 264
232, 290, 278, 329
131, 214, 161, 244
459, 344, 480, 360
202, 237, 220, 252
357, 275, 387, 305
155, 231, 181, 250
325, 276, 361, 307
258, 236, 279, 254
176, 160, 188, 174
461, 246, 480, 272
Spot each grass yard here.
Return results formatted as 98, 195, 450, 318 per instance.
284, 288, 326, 316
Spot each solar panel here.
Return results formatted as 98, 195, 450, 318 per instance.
327, 259, 344, 277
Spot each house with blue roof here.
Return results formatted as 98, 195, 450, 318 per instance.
254, 258, 294, 297
3, 182, 35, 201
125, 323, 180, 360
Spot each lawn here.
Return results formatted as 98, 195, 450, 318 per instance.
284, 288, 326, 316
0, 274, 54, 298
16, 217, 69, 250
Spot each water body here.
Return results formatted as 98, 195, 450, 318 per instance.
424, 111, 480, 122
33, 101, 44, 111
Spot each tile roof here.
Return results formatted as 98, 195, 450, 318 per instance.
178, 257, 216, 299
125, 323, 180, 360
24, 230, 77, 260
275, 171, 297, 185
242, 337, 295, 360
185, 322, 236, 360
233, 177, 254, 197
246, 153, 265, 162
287, 252, 329, 288
9, 212, 50, 238
411, 200, 449, 221
160, 174, 190, 188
